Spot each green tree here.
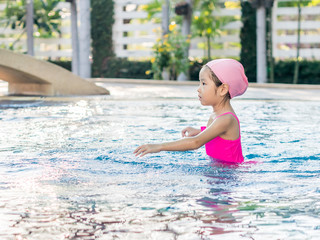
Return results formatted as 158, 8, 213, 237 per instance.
143, 0, 162, 23
144, 0, 237, 79
192, 0, 221, 59
4, 0, 64, 36
144, 0, 233, 59
3, 0, 64, 49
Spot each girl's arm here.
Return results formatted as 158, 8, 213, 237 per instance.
134, 136, 201, 157
134, 115, 233, 157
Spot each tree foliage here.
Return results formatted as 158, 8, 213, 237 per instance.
192, 0, 236, 59
143, 0, 237, 69
150, 24, 190, 80
4, 0, 64, 37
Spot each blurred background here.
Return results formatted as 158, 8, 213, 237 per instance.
0, 0, 319, 84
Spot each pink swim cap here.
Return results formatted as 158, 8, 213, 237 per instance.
206, 59, 248, 98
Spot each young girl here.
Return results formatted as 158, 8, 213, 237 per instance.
134, 59, 248, 163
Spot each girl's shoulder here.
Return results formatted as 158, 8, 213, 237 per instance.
207, 112, 233, 127
218, 112, 239, 125
208, 112, 239, 128
212, 111, 238, 121
207, 112, 239, 126
216, 113, 237, 124
215, 112, 240, 139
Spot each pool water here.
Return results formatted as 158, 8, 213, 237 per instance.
0, 84, 320, 239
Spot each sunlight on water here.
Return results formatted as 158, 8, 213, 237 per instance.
0, 85, 320, 239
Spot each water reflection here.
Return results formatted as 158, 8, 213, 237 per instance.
197, 160, 242, 236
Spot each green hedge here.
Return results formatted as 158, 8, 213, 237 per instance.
91, 0, 115, 77
99, 58, 152, 79
49, 59, 320, 84
240, 1, 256, 82
189, 60, 320, 84
274, 60, 320, 84
189, 59, 205, 81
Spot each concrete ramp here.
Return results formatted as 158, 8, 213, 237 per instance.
0, 49, 109, 96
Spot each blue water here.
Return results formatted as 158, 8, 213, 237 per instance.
0, 87, 320, 239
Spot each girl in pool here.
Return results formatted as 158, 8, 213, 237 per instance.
134, 59, 248, 163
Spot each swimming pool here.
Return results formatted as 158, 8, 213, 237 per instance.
0, 82, 320, 239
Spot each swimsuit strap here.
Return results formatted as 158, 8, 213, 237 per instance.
215, 112, 241, 130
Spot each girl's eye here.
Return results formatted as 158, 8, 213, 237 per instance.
202, 82, 206, 85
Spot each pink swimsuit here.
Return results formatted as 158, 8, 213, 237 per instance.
201, 112, 244, 163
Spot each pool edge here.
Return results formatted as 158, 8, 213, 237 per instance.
88, 78, 320, 90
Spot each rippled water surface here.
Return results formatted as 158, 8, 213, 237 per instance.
0, 84, 320, 239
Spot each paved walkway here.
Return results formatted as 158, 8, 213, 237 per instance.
1, 79, 320, 101
94, 79, 320, 101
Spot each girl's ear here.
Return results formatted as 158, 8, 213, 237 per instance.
219, 83, 230, 97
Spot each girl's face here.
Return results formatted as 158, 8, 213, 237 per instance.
197, 67, 220, 106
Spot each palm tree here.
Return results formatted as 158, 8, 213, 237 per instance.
4, 0, 64, 54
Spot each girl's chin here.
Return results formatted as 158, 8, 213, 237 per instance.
199, 100, 207, 106
199, 101, 211, 107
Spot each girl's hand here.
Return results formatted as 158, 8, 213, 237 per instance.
134, 144, 161, 157
181, 127, 201, 137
